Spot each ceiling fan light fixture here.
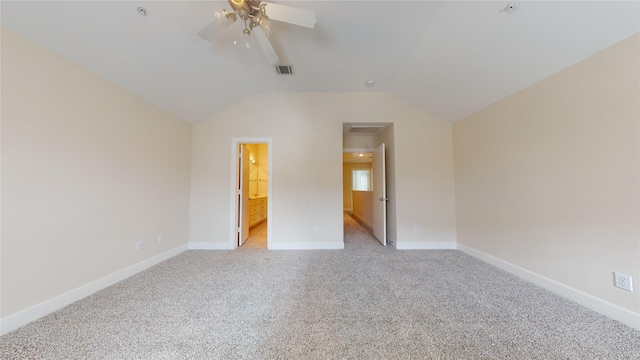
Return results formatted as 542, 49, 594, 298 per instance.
242, 29, 253, 48
199, 0, 316, 65
212, 9, 235, 27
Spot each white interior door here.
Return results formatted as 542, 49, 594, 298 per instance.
372, 143, 386, 246
238, 145, 250, 246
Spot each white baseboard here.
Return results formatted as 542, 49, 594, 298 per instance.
188, 242, 234, 250
352, 213, 373, 230
396, 241, 457, 250
0, 244, 188, 336
269, 242, 345, 250
457, 244, 640, 331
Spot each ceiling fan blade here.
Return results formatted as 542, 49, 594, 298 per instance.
252, 26, 279, 64
197, 21, 220, 41
197, 10, 234, 41
262, 2, 316, 28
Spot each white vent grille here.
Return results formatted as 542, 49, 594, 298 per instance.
275, 65, 294, 75
348, 125, 384, 133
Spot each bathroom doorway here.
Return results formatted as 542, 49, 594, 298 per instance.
233, 138, 272, 249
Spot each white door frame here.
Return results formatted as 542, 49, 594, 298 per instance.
230, 137, 273, 249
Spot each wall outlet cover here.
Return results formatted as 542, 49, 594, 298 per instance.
614, 272, 633, 292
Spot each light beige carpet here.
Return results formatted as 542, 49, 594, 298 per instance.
1, 214, 639, 359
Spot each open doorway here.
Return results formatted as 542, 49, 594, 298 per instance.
343, 152, 374, 227
342, 123, 393, 246
233, 138, 272, 249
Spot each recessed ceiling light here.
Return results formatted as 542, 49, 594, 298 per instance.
137, 6, 148, 16
364, 80, 375, 88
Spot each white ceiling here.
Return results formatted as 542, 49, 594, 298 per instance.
2, 1, 638, 124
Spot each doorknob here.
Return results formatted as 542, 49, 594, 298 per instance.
378, 197, 388, 201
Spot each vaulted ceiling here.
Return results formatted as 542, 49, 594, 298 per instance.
2, 1, 638, 123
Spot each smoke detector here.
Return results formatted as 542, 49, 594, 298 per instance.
504, 1, 518, 13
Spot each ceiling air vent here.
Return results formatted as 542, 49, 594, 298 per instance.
275, 65, 294, 75
348, 125, 385, 133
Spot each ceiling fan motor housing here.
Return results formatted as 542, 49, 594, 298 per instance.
228, 0, 269, 32
229, 0, 263, 17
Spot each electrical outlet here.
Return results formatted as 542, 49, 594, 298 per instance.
614, 272, 633, 292
413, 226, 419, 234
313, 226, 319, 234
158, 234, 165, 244
136, 241, 144, 252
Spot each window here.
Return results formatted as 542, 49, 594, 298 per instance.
352, 170, 371, 191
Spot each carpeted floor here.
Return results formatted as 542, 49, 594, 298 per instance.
1, 214, 639, 359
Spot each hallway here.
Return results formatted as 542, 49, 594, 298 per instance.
343, 212, 384, 249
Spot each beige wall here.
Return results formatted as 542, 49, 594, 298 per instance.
392, 104, 457, 248
352, 191, 374, 228
1, 29, 192, 318
189, 93, 457, 249
454, 34, 639, 318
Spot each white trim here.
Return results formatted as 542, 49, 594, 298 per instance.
188, 242, 234, 250
0, 244, 188, 336
457, 244, 640, 331
396, 241, 457, 250
269, 242, 345, 250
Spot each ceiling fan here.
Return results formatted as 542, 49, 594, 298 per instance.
197, 0, 316, 64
